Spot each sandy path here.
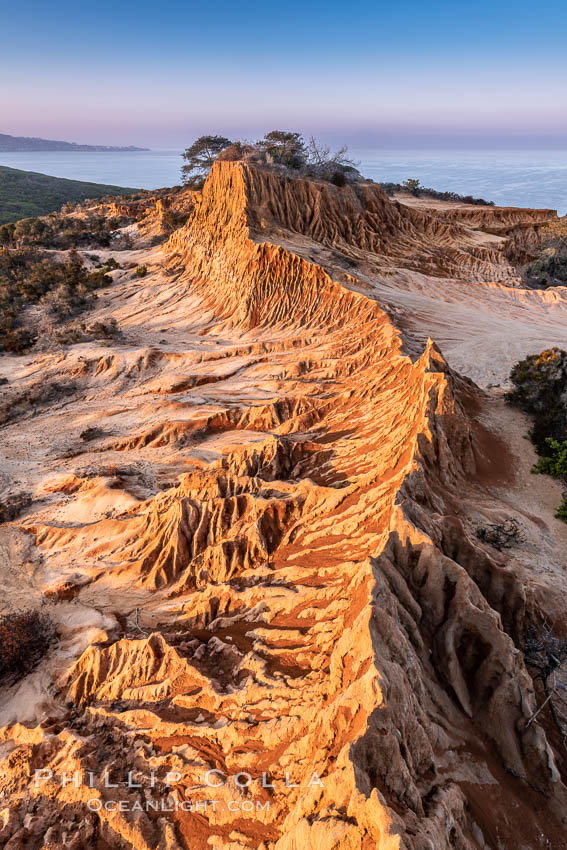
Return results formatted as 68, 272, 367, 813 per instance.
472, 394, 567, 594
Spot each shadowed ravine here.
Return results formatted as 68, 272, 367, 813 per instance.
1, 162, 567, 849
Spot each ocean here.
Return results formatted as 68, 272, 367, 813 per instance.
0, 148, 566, 214
354, 149, 567, 214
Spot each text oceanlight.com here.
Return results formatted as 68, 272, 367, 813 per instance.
86, 799, 272, 813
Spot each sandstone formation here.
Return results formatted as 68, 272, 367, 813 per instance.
1, 162, 567, 849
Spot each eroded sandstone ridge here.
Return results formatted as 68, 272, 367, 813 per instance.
2, 162, 567, 849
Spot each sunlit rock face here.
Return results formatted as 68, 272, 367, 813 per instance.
1, 161, 567, 850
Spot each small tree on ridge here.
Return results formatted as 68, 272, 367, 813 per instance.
181, 135, 232, 188
256, 130, 307, 169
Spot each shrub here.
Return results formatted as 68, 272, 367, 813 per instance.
42, 283, 93, 319
0, 222, 16, 245
0, 610, 55, 682
135, 265, 147, 278
506, 348, 567, 451
523, 624, 567, 737
162, 210, 189, 231
526, 217, 567, 287
80, 426, 105, 442
527, 251, 567, 287
379, 181, 494, 206
508, 348, 567, 523
85, 318, 119, 339
258, 130, 307, 169
100, 256, 121, 271
0, 248, 111, 351
533, 438, 567, 478
2, 327, 36, 353
50, 317, 120, 346
555, 495, 567, 522
403, 178, 422, 196
476, 518, 524, 550
0, 210, 135, 250
330, 171, 347, 187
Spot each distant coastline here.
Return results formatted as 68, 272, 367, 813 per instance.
0, 132, 149, 152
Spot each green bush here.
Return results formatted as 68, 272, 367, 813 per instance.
526, 217, 567, 287
257, 130, 307, 169
506, 348, 567, 451
533, 438, 567, 477
555, 495, 567, 522
508, 348, 567, 523
403, 178, 422, 196
527, 251, 567, 285
135, 265, 147, 278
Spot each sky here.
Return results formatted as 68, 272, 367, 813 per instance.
2, 0, 567, 149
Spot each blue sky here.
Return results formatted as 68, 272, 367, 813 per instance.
2, 0, 567, 148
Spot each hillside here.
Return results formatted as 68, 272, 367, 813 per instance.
1, 161, 567, 849
0, 132, 147, 152
0, 164, 138, 223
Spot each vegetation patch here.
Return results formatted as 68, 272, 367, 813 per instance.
555, 495, 567, 522
0, 248, 112, 352
506, 348, 567, 450
533, 438, 567, 478
379, 178, 494, 206
525, 216, 567, 288
0, 609, 55, 683
0, 165, 137, 225
181, 131, 361, 188
51, 317, 120, 346
0, 209, 135, 250
523, 624, 567, 745
507, 347, 567, 521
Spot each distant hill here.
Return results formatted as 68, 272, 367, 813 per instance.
0, 133, 148, 152
0, 165, 138, 224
